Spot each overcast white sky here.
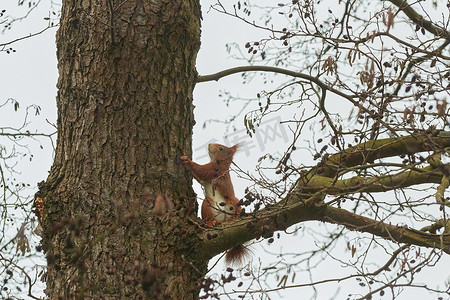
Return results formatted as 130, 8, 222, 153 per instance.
0, 1, 449, 299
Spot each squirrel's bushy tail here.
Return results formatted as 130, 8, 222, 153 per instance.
225, 244, 252, 266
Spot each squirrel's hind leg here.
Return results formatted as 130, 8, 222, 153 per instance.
201, 197, 217, 227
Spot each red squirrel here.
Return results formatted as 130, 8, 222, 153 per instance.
181, 143, 250, 265
181, 143, 241, 227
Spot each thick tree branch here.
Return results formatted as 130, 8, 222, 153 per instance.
298, 165, 442, 195
314, 131, 450, 177
200, 193, 450, 260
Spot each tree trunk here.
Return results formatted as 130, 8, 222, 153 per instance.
39, 0, 205, 298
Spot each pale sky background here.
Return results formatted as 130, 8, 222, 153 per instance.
0, 0, 449, 299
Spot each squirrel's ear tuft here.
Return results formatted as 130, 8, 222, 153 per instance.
231, 142, 243, 153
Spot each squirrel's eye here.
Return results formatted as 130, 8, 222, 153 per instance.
219, 147, 223, 151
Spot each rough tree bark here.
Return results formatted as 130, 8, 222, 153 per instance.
38, 0, 206, 298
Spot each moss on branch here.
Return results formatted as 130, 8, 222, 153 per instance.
298, 166, 442, 195
312, 131, 450, 177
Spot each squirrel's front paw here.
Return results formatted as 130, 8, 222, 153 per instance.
180, 156, 190, 164
206, 219, 216, 228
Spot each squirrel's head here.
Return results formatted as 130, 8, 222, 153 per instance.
208, 143, 239, 162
